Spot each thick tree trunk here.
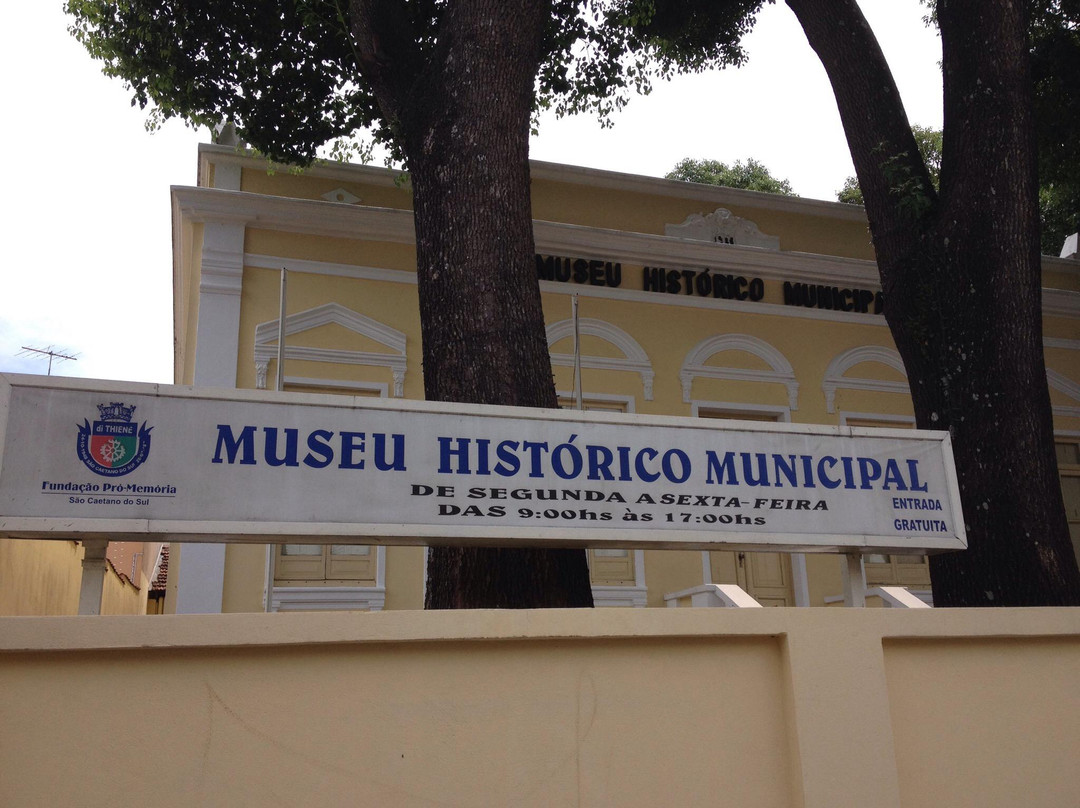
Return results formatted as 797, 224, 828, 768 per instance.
351, 0, 593, 608
787, 0, 1080, 605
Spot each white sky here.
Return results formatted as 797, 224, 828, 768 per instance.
0, 1, 942, 384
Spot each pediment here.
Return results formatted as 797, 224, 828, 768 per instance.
665, 208, 780, 250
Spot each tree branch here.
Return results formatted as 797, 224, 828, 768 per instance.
785, 0, 937, 282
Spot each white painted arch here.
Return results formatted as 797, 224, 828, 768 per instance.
680, 334, 798, 410
254, 302, 407, 396
1048, 368, 1080, 419
822, 346, 909, 414
546, 317, 655, 401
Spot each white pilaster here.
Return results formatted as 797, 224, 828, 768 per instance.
78, 540, 109, 616
175, 218, 245, 614
193, 221, 245, 390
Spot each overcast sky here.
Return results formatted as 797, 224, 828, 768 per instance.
0, 1, 942, 384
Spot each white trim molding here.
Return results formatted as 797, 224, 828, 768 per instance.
174, 179, 1080, 321
270, 546, 387, 612
281, 375, 388, 398
591, 550, 648, 608
698, 550, 809, 607
680, 334, 798, 410
838, 412, 917, 428
253, 302, 407, 396
321, 187, 360, 205
556, 391, 636, 413
1044, 337, 1080, 351
1048, 368, 1080, 419
663, 584, 763, 608
177, 219, 248, 616
665, 208, 780, 250
547, 317, 655, 401
691, 400, 792, 423
270, 585, 386, 612
822, 346, 909, 414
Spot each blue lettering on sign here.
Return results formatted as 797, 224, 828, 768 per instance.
212, 425, 406, 471
207, 425, 937, 499
703, 450, 929, 492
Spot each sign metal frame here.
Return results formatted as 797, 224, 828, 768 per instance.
0, 374, 967, 555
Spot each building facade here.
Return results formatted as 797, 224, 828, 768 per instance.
165, 143, 1080, 613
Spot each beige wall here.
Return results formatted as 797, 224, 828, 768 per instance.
0, 539, 149, 616
1, 608, 1076, 807
0, 539, 82, 614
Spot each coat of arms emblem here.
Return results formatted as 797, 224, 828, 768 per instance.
77, 401, 152, 477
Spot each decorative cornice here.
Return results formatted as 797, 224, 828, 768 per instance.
172, 186, 1080, 320
533, 219, 880, 287
665, 208, 780, 250
245, 253, 417, 285
196, 142, 866, 220
173, 186, 416, 243
199, 247, 245, 296
321, 187, 360, 204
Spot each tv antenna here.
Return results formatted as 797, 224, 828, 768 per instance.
18, 345, 79, 375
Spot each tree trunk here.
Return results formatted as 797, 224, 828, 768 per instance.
351, 0, 593, 608
787, 0, 1080, 605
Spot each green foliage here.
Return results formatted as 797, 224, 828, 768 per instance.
665, 157, 797, 195
542, 0, 766, 124
1041, 181, 1080, 255
1030, 1, 1080, 254
918, 1, 1079, 252
836, 124, 941, 206
836, 175, 863, 205
65, 0, 765, 166
877, 142, 935, 222
909, 124, 943, 179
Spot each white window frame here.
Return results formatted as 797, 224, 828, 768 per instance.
253, 302, 407, 396
680, 333, 799, 410
267, 545, 386, 612
546, 317, 655, 401
837, 412, 916, 428
822, 346, 909, 414
557, 391, 637, 413
691, 400, 791, 422
282, 376, 388, 398
589, 549, 648, 607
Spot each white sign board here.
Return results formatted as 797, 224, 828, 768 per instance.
0, 374, 966, 554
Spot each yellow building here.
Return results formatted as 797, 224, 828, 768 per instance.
160, 143, 1078, 612
0, 536, 163, 616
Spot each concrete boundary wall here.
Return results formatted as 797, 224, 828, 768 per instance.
1, 608, 1077, 807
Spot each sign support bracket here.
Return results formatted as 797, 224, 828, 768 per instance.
842, 551, 867, 608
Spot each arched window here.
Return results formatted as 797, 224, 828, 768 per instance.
546, 317, 655, 402
821, 346, 908, 414
679, 334, 798, 410
253, 302, 407, 396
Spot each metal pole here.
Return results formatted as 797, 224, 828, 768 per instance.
572, 294, 583, 410
276, 268, 288, 392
